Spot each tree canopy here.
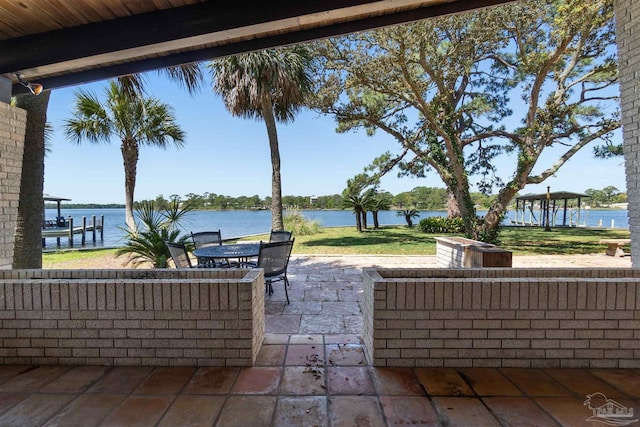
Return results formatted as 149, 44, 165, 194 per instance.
311, 0, 619, 242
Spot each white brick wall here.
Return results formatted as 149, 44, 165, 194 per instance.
0, 103, 25, 269
0, 269, 265, 366
364, 268, 640, 368
616, 0, 640, 265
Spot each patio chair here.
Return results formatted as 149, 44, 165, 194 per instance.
269, 230, 293, 242
257, 238, 295, 304
191, 230, 226, 267
166, 241, 201, 269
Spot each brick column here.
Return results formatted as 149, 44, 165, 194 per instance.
0, 103, 26, 269
615, 0, 640, 266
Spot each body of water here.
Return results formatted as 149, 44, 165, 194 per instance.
44, 207, 630, 249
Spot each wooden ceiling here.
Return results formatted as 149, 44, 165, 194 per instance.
1, 0, 515, 94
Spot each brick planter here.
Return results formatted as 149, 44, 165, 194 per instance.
363, 268, 640, 368
0, 269, 264, 366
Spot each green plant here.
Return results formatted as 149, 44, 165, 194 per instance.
115, 200, 193, 268
419, 216, 465, 233
397, 208, 420, 228
284, 211, 320, 235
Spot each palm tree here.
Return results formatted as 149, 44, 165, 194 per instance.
209, 46, 312, 231
11, 64, 202, 269
116, 199, 192, 268
342, 192, 374, 232
65, 82, 185, 231
397, 208, 420, 228
371, 197, 391, 229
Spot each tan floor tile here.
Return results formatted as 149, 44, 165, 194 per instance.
216, 396, 276, 427
590, 369, 640, 398
483, 397, 559, 426
325, 344, 366, 366
40, 366, 109, 394
433, 397, 501, 426
99, 395, 174, 427
457, 368, 521, 396
324, 334, 361, 345
285, 344, 325, 366
265, 314, 301, 334
262, 333, 289, 345
415, 368, 474, 397
182, 367, 238, 394
134, 367, 195, 394
0, 366, 33, 385
0, 392, 28, 417
0, 366, 69, 393
157, 395, 225, 427
255, 345, 287, 366
380, 396, 440, 426
327, 367, 375, 395
545, 368, 628, 399
42, 394, 124, 427
280, 366, 325, 395
535, 396, 600, 427
501, 368, 572, 397
289, 334, 324, 344
87, 367, 152, 394
370, 367, 424, 396
274, 396, 328, 427
232, 367, 281, 394
328, 396, 386, 427
0, 394, 76, 427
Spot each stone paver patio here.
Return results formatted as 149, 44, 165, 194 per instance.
0, 254, 636, 426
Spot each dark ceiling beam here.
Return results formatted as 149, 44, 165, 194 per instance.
0, 0, 382, 73
9, 0, 516, 94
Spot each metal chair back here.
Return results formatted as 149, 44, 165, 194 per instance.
191, 230, 222, 248
269, 230, 293, 243
258, 238, 295, 304
166, 241, 193, 268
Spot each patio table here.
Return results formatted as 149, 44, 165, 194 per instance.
193, 243, 260, 267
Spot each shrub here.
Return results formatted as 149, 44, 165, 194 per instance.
284, 211, 321, 235
419, 216, 465, 234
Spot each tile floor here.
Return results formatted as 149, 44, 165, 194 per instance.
1, 254, 638, 426
1, 335, 640, 426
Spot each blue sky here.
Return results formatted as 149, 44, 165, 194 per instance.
43, 73, 626, 204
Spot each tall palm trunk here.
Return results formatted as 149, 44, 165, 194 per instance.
355, 209, 362, 232
261, 97, 284, 231
13, 91, 51, 268
373, 211, 380, 229
121, 139, 139, 231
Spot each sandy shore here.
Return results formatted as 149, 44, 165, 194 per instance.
43, 252, 633, 270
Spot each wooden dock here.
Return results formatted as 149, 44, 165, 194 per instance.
42, 215, 104, 247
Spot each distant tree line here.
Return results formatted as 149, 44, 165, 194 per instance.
134, 187, 496, 211
584, 186, 627, 207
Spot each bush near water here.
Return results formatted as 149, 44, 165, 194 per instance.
419, 216, 465, 234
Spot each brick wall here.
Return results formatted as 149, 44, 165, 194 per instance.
0, 103, 25, 269
363, 268, 640, 368
0, 268, 264, 366
616, 0, 640, 266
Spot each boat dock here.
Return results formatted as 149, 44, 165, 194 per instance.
42, 215, 104, 247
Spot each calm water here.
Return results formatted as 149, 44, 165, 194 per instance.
44, 207, 630, 249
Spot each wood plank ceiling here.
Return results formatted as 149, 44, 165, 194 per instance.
0, 0, 515, 94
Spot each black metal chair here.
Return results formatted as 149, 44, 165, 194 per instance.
257, 238, 295, 304
191, 230, 227, 267
269, 230, 293, 242
166, 241, 199, 269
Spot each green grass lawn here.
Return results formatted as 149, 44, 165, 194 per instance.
43, 225, 631, 263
